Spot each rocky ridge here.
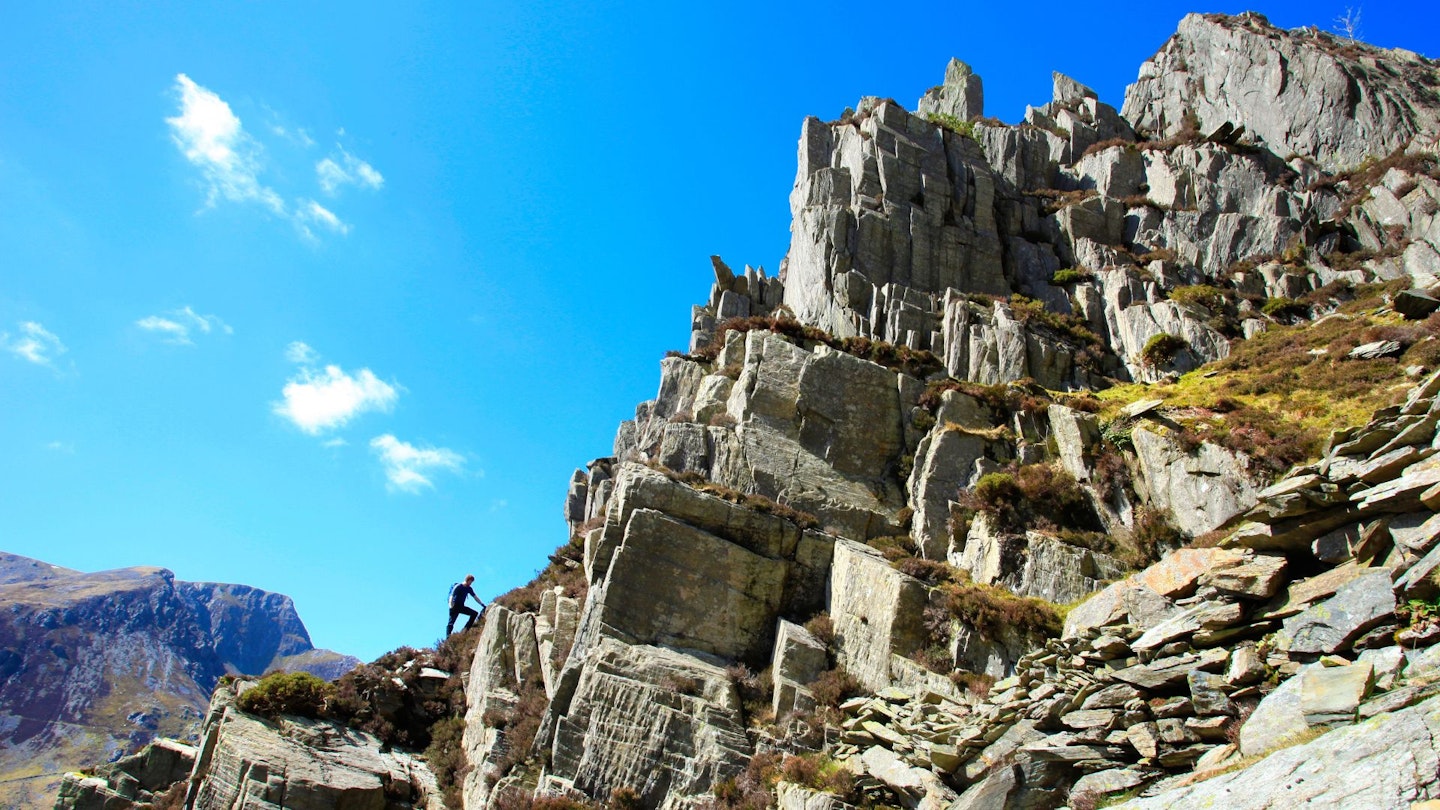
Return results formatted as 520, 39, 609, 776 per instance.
445, 13, 1440, 810
53, 11, 1440, 810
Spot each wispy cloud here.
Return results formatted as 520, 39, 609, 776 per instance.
270, 122, 315, 148
167, 74, 284, 215
316, 147, 384, 195
136, 306, 232, 345
168, 75, 368, 241
273, 349, 398, 434
2, 321, 66, 366
46, 440, 75, 454
294, 199, 349, 239
285, 341, 319, 364
370, 434, 464, 493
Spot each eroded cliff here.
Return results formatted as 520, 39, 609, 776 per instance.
447, 12, 1440, 809
81, 11, 1440, 810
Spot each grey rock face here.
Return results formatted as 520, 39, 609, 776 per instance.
185, 686, 440, 810
1132, 425, 1258, 536
829, 541, 928, 691
457, 16, 1440, 810
917, 58, 984, 123
1123, 12, 1440, 172
544, 640, 751, 810
783, 101, 1008, 343
1118, 693, 1440, 809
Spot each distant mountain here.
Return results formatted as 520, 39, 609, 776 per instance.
0, 552, 357, 808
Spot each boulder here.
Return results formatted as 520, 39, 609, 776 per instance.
1198, 550, 1288, 599
1238, 663, 1317, 757
1139, 548, 1223, 599
1396, 289, 1440, 320
908, 428, 988, 559
1047, 404, 1099, 482
1300, 661, 1374, 726
187, 707, 440, 810
772, 620, 830, 716
1274, 569, 1397, 656
776, 782, 854, 810
829, 541, 928, 691
1131, 600, 1244, 653
1132, 426, 1258, 536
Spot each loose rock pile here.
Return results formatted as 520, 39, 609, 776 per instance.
818, 370, 1440, 808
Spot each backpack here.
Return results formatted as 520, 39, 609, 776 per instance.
448, 582, 462, 608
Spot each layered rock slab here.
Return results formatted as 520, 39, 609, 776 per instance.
1115, 694, 1440, 809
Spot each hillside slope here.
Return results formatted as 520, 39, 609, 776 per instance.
0, 553, 355, 808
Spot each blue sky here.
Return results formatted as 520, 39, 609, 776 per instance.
3, 1, 1437, 662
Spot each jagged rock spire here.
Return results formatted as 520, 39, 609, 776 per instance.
917, 57, 984, 121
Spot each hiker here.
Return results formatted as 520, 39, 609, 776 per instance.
447, 574, 486, 635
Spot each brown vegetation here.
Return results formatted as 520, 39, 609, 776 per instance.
687, 315, 943, 378
958, 463, 1102, 536
495, 536, 589, 614
647, 462, 822, 530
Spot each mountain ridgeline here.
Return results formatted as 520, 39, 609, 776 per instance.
0, 553, 356, 809
55, 11, 1440, 810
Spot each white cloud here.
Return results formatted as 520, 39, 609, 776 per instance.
322, 437, 348, 448
167, 74, 285, 215
316, 147, 384, 194
3, 321, 66, 366
270, 122, 315, 148
273, 364, 398, 434
46, 440, 75, 454
294, 199, 349, 239
285, 341, 319, 364
370, 434, 464, 493
489, 499, 508, 512
136, 306, 231, 345
169, 75, 367, 242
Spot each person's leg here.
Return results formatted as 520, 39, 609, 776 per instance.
447, 606, 462, 635
460, 605, 479, 631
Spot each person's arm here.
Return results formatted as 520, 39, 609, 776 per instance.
469, 586, 485, 609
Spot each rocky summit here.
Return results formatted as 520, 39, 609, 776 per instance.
0, 553, 356, 809
50, 11, 1440, 810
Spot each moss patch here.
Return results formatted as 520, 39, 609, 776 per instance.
1095, 282, 1435, 478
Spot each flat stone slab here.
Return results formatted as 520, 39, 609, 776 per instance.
1300, 662, 1373, 725
1274, 568, 1396, 655
1140, 548, 1222, 599
1132, 600, 1244, 653
1239, 664, 1317, 757
1199, 551, 1288, 599
1257, 562, 1366, 621
1121, 398, 1165, 419
1113, 694, 1440, 809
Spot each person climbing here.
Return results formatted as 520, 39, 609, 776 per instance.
447, 574, 486, 635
